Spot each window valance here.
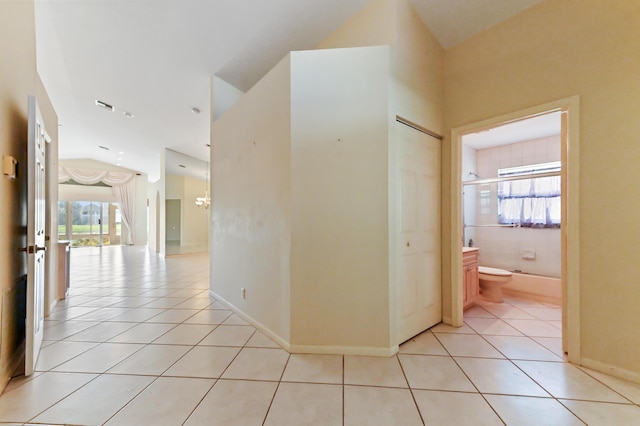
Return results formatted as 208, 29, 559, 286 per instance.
58, 166, 137, 244
58, 166, 135, 186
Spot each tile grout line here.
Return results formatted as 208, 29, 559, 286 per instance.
470, 308, 597, 424
83, 271, 212, 424
471, 320, 570, 419
11, 249, 640, 425
180, 378, 220, 425
30, 295, 204, 423
575, 367, 640, 406
258, 330, 291, 426
22, 372, 105, 424
342, 354, 345, 426
395, 353, 425, 425
32, 275, 215, 425
431, 330, 508, 425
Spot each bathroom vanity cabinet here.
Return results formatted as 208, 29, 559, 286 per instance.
462, 248, 479, 309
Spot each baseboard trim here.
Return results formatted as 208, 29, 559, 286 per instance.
502, 288, 561, 306
1, 341, 25, 396
581, 357, 640, 385
442, 317, 463, 327
209, 290, 399, 357
289, 344, 399, 357
209, 290, 291, 352
47, 298, 58, 317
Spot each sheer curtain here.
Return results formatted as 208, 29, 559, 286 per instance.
58, 167, 137, 243
498, 176, 561, 227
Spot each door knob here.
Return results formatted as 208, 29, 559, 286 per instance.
19, 245, 47, 254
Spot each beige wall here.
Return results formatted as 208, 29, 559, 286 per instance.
315, 0, 444, 348
317, 0, 394, 50
210, 0, 443, 354
165, 175, 182, 243
290, 47, 391, 351
132, 173, 149, 245
318, 0, 444, 134
148, 151, 166, 255
147, 178, 165, 255
388, 0, 443, 133
182, 175, 209, 248
165, 174, 209, 247
211, 56, 292, 342
442, 0, 640, 375
212, 47, 394, 353
165, 173, 183, 199
0, 0, 59, 393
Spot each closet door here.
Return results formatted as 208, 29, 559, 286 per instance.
395, 121, 441, 344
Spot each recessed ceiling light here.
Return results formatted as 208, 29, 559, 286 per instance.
116, 163, 121, 166
95, 99, 114, 112
99, 145, 110, 151
123, 111, 135, 118
118, 151, 124, 154
191, 107, 201, 114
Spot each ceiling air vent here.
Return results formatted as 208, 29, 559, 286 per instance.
95, 99, 114, 112
99, 145, 110, 151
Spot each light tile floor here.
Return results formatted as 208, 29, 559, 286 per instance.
1, 246, 639, 425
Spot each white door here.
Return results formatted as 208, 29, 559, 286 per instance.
25, 96, 47, 375
396, 121, 441, 344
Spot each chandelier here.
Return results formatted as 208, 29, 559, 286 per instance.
195, 166, 210, 209
195, 191, 210, 209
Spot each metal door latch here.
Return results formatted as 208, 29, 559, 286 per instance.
19, 245, 47, 253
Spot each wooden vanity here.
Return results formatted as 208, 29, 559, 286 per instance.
462, 247, 480, 309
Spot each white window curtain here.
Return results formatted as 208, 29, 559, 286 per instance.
498, 176, 561, 228
59, 167, 137, 243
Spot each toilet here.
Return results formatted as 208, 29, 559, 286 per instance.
478, 266, 513, 303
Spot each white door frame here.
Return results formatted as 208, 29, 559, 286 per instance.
448, 96, 581, 363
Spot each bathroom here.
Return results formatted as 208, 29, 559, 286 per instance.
462, 112, 562, 306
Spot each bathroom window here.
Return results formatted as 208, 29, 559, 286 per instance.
497, 161, 561, 228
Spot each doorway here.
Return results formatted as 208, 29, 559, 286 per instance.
165, 199, 182, 252
449, 97, 580, 362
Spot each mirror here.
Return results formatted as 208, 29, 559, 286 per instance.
164, 149, 210, 256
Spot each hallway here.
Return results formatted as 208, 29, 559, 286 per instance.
0, 246, 639, 425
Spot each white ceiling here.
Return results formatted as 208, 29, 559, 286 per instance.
34, 0, 544, 181
463, 111, 561, 150
165, 149, 208, 182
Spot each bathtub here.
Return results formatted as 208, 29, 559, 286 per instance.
501, 272, 561, 306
